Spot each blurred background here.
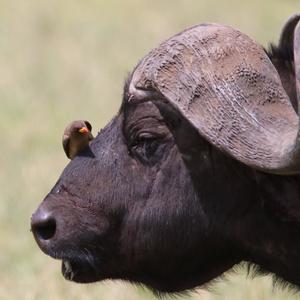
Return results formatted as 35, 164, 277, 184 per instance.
1, 0, 300, 299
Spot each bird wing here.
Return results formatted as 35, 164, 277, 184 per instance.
62, 135, 71, 159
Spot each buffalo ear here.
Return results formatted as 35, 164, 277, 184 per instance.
130, 20, 300, 174
294, 16, 300, 113
267, 14, 300, 112
279, 14, 300, 55
277, 13, 300, 112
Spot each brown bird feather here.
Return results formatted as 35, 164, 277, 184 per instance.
62, 120, 94, 159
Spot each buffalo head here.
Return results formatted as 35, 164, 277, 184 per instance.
31, 14, 300, 293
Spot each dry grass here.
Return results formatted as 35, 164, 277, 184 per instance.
1, 0, 300, 299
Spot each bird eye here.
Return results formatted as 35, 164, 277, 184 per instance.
84, 121, 92, 131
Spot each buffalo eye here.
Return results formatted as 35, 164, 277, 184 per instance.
130, 133, 162, 164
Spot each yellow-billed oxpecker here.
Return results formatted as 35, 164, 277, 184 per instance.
62, 120, 93, 159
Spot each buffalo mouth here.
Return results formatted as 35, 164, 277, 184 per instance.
61, 258, 100, 283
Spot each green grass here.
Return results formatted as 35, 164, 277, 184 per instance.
1, 0, 300, 299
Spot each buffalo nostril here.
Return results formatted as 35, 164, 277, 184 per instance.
36, 219, 56, 240
31, 215, 57, 241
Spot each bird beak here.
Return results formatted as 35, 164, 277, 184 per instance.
78, 127, 89, 134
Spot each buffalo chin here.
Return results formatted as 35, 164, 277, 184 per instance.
61, 259, 100, 283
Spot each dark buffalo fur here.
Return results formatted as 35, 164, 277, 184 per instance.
31, 24, 300, 295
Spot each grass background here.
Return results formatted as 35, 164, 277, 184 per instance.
1, 0, 300, 299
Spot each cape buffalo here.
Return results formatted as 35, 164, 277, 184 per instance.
31, 14, 300, 293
